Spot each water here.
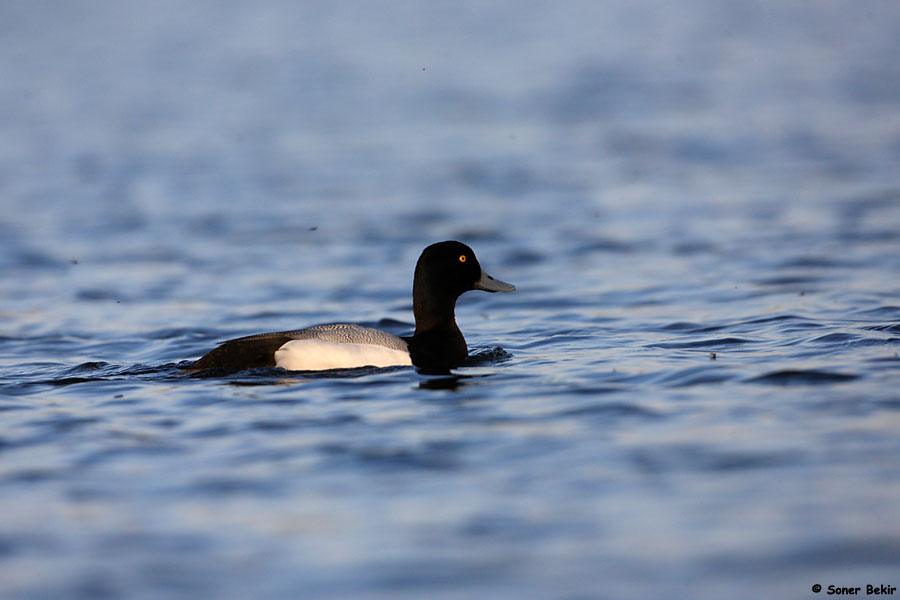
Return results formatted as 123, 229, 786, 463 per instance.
2, 1, 900, 598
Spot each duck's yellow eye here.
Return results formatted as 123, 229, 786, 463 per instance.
459, 255, 467, 263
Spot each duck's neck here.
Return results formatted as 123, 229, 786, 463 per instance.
413, 290, 458, 335
412, 261, 462, 334
409, 280, 468, 371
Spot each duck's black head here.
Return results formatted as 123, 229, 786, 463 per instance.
411, 240, 515, 335
408, 241, 514, 373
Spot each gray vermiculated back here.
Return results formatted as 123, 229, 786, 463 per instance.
239, 324, 409, 352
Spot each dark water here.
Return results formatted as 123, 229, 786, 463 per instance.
2, 2, 900, 598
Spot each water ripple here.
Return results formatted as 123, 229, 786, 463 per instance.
747, 369, 860, 385
646, 337, 757, 350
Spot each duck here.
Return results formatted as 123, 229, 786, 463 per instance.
189, 241, 515, 373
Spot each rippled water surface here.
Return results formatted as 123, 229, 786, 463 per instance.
2, 2, 900, 598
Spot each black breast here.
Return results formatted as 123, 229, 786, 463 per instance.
405, 324, 468, 374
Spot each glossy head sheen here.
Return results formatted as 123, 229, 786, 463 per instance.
416, 241, 485, 296
415, 241, 515, 297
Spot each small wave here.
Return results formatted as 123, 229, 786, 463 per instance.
37, 362, 188, 387
555, 400, 660, 420
504, 248, 544, 266
654, 365, 737, 387
463, 346, 513, 366
777, 255, 847, 269
740, 314, 814, 326
187, 477, 282, 497
659, 321, 724, 333
147, 328, 208, 340
646, 337, 755, 349
61, 361, 114, 375
810, 333, 857, 343
41, 362, 121, 386
631, 446, 802, 474
807, 333, 900, 349
572, 238, 637, 255
866, 355, 900, 365
519, 332, 597, 349
753, 275, 823, 286
320, 441, 461, 471
27, 415, 103, 433
747, 369, 860, 385
852, 305, 900, 319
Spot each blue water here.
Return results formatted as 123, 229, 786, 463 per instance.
2, 2, 900, 598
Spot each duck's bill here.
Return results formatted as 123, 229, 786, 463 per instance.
474, 270, 516, 293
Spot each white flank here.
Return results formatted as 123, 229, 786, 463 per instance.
274, 338, 412, 371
